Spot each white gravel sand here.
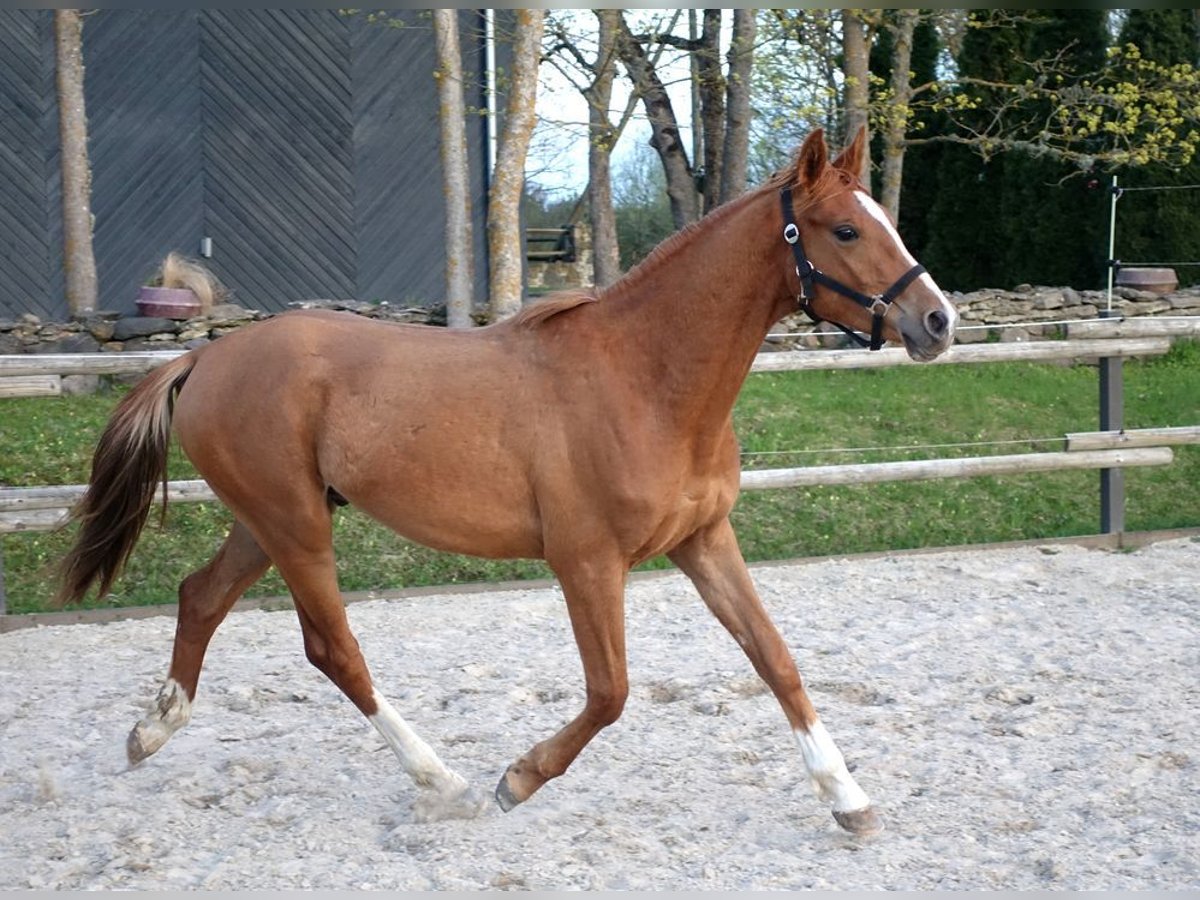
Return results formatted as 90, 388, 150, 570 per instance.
1, 537, 1197, 890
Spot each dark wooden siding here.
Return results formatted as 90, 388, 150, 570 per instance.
0, 11, 55, 321
352, 11, 492, 307
0, 10, 496, 321
201, 10, 356, 306
87, 11, 203, 308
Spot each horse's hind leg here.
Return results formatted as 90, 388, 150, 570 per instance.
248, 500, 481, 820
668, 518, 882, 837
128, 519, 271, 765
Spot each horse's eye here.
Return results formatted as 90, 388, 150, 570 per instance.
834, 225, 859, 243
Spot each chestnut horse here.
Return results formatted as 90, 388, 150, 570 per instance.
56, 128, 955, 835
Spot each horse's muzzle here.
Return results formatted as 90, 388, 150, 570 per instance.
898, 289, 957, 362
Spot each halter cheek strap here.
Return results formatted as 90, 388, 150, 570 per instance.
780, 188, 926, 351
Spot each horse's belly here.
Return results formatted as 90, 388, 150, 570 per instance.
334, 468, 544, 561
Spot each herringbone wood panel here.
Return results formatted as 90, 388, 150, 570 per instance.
0, 10, 497, 321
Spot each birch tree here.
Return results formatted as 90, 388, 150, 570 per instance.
878, 9, 919, 219
542, 10, 669, 285
432, 10, 474, 328
719, 9, 757, 205
615, 11, 759, 221
840, 9, 873, 187
614, 10, 698, 229
694, 10, 725, 214
488, 9, 544, 321
55, 9, 98, 316
585, 10, 621, 288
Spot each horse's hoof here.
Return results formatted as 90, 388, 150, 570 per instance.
494, 773, 522, 813
833, 806, 884, 837
126, 721, 168, 766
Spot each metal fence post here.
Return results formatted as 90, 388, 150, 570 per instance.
1098, 316, 1125, 535
1099, 176, 1124, 536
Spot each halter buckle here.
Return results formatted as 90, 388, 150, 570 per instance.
783, 223, 799, 244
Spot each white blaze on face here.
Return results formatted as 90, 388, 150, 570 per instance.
794, 719, 871, 813
853, 191, 955, 320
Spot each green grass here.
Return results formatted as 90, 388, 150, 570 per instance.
2, 341, 1197, 615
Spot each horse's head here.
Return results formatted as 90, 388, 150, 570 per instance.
780, 128, 957, 361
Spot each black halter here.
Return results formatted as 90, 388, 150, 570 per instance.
780, 187, 926, 351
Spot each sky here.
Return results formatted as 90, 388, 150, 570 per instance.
526, 10, 714, 199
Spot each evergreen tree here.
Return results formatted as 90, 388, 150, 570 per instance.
1110, 9, 1200, 288
924, 10, 1113, 290
996, 9, 1110, 289
1119, 8, 1194, 65
922, 11, 1029, 289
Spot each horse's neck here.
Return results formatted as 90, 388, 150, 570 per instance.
597, 190, 791, 426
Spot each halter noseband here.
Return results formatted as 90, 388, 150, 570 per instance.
780, 187, 926, 351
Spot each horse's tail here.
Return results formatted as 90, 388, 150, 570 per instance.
53, 353, 198, 608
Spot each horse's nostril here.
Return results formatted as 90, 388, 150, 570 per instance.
925, 309, 949, 338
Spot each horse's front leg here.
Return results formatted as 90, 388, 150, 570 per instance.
668, 517, 882, 836
495, 553, 629, 811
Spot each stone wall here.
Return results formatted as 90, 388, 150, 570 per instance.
0, 300, 440, 357
3, 283, 1198, 380
948, 283, 1200, 343
0, 300, 438, 394
774, 283, 1200, 349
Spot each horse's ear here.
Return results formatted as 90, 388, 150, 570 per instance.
832, 125, 867, 178
795, 128, 828, 187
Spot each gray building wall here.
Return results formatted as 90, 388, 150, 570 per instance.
0, 9, 497, 320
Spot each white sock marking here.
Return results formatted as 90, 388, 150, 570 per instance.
128, 677, 192, 762
368, 689, 466, 795
794, 719, 871, 812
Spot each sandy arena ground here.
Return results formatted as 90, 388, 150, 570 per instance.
0, 536, 1197, 890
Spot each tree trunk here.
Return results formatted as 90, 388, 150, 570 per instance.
696, 9, 725, 214
688, 10, 704, 217
586, 10, 621, 288
719, 8, 757, 205
432, 10, 474, 328
840, 10, 872, 187
879, 9, 918, 221
54, 10, 98, 317
615, 12, 698, 229
488, 9, 544, 321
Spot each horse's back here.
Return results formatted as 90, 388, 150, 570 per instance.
172, 308, 550, 557
168, 304, 734, 564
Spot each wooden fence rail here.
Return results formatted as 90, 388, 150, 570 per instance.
752, 336, 1171, 372
740, 447, 1173, 490
1, 325, 1196, 612
0, 331, 1183, 397
3, 430, 1196, 535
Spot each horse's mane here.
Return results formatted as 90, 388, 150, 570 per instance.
508, 143, 863, 326
506, 288, 599, 329
616, 196, 751, 288
611, 149, 861, 293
